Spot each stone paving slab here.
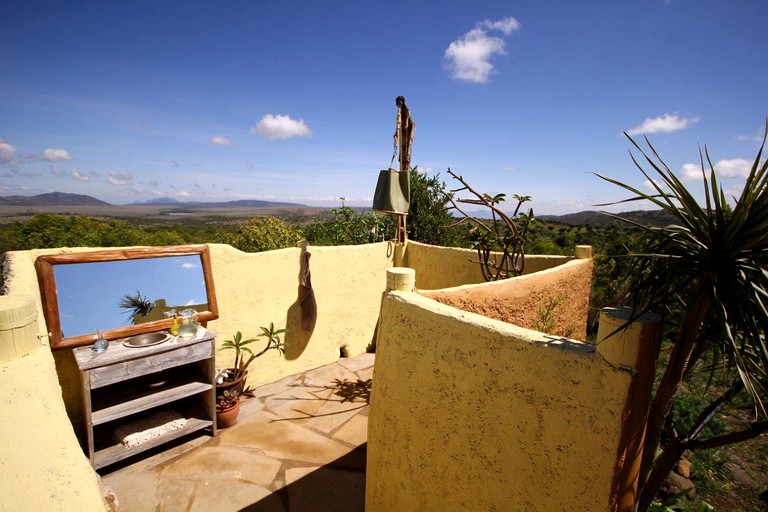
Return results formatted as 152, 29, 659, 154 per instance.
306, 397, 368, 435
189, 479, 284, 512
337, 353, 375, 373
157, 479, 195, 512
104, 470, 160, 512
303, 363, 360, 388
333, 414, 369, 447
219, 412, 354, 464
162, 446, 282, 486
101, 354, 374, 512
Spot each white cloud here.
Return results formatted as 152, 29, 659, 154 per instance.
735, 134, 761, 143
177, 190, 191, 198
211, 136, 232, 146
680, 158, 752, 181
245, 163, 254, 170
0, 138, 17, 162
680, 163, 702, 181
107, 171, 133, 186
502, 165, 516, 172
444, 17, 521, 83
627, 114, 696, 136
42, 148, 74, 162
479, 17, 521, 35
70, 169, 90, 182
643, 178, 667, 191
251, 114, 313, 140
715, 158, 752, 178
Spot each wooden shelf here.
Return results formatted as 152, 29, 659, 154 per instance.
92, 380, 212, 425
93, 417, 212, 470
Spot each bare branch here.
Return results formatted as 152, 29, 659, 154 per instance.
686, 421, 768, 450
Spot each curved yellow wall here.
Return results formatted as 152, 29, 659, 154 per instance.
402, 240, 572, 290
0, 346, 105, 511
367, 291, 632, 511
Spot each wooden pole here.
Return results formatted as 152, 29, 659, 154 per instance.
597, 307, 662, 512
395, 96, 414, 245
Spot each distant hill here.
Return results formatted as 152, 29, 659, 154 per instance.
131, 198, 305, 208
0, 192, 111, 206
133, 197, 181, 205
0, 192, 305, 208
539, 209, 676, 228
0, 192, 667, 226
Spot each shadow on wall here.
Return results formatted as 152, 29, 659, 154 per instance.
284, 248, 317, 360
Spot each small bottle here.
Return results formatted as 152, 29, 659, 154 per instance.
166, 309, 179, 336
92, 330, 108, 353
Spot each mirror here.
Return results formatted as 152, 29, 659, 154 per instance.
35, 245, 219, 350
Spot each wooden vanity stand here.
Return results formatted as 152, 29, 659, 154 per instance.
73, 330, 217, 470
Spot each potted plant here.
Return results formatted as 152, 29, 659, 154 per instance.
216, 389, 241, 428
216, 323, 288, 396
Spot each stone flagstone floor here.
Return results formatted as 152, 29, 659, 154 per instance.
101, 353, 374, 512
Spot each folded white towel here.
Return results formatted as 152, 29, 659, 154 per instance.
114, 410, 188, 448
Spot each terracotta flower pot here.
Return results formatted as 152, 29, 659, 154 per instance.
216, 369, 247, 398
216, 400, 240, 428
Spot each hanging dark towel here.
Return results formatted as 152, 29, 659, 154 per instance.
299, 250, 317, 331
372, 168, 410, 214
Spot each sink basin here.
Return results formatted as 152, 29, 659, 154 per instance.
123, 332, 171, 348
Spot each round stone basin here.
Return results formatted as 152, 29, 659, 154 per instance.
123, 332, 171, 348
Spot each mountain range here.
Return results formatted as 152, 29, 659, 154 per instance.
130, 196, 304, 208
0, 192, 303, 209
0, 191, 675, 227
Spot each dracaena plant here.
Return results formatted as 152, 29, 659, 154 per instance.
596, 121, 768, 511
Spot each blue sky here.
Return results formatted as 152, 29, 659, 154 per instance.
1, 1, 766, 215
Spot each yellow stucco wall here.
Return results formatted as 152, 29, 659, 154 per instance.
1, 240, 614, 512
2, 242, 395, 434
205, 242, 394, 387
402, 240, 572, 290
0, 345, 105, 512
366, 291, 632, 511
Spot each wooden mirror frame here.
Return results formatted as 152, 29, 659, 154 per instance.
35, 244, 219, 350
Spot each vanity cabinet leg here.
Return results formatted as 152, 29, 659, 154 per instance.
80, 370, 95, 465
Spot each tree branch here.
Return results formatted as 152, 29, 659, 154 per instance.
687, 421, 768, 450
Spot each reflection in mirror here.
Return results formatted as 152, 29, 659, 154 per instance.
55, 256, 209, 338
35, 245, 218, 350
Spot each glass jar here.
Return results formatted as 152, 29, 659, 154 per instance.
177, 308, 199, 338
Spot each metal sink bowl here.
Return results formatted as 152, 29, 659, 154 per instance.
123, 332, 171, 348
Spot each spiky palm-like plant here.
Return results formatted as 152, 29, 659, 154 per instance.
596, 122, 768, 511
118, 290, 155, 323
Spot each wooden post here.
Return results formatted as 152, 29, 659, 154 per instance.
395, 96, 414, 245
597, 307, 661, 512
